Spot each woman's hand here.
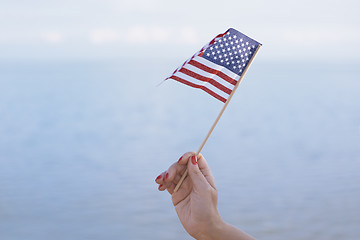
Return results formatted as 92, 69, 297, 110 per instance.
155, 152, 220, 239
155, 152, 255, 240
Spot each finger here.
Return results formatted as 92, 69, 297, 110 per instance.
167, 152, 194, 185
177, 151, 196, 166
155, 171, 166, 185
171, 176, 192, 205
197, 153, 216, 190
156, 152, 195, 193
158, 184, 166, 191
164, 160, 188, 192
187, 154, 211, 191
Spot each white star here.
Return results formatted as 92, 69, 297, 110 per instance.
240, 38, 243, 42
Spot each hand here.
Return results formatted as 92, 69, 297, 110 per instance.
155, 152, 255, 240
155, 152, 220, 239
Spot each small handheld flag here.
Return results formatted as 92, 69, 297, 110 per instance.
166, 28, 261, 103
166, 28, 261, 192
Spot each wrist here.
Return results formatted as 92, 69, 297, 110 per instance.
197, 219, 255, 240
197, 216, 226, 240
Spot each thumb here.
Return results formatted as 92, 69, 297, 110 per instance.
187, 155, 209, 191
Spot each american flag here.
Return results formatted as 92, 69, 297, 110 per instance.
166, 28, 261, 103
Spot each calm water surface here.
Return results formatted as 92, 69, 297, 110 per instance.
0, 59, 359, 239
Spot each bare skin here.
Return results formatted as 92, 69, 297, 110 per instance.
155, 152, 255, 240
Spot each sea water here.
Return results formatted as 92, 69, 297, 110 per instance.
0, 59, 359, 239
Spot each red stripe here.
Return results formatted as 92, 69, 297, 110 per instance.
170, 76, 227, 103
188, 60, 237, 85
178, 68, 232, 95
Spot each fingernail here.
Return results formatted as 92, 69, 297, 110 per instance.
158, 184, 163, 190
177, 156, 183, 163
164, 172, 169, 180
191, 155, 197, 165
155, 175, 162, 181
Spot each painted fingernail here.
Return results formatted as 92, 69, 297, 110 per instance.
191, 155, 197, 165
164, 172, 169, 180
158, 184, 163, 190
155, 175, 162, 181
178, 156, 183, 163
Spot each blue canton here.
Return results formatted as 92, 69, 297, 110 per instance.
203, 28, 261, 75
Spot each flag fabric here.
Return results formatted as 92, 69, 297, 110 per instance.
166, 28, 261, 103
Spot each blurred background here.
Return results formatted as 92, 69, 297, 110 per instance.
0, 0, 359, 239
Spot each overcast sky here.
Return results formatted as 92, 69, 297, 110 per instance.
1, 0, 359, 62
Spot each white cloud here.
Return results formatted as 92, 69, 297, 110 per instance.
176, 27, 201, 45
41, 31, 64, 44
90, 28, 121, 44
149, 26, 171, 43
124, 26, 149, 44
123, 25, 201, 46
124, 25, 172, 44
89, 26, 173, 45
253, 24, 360, 60
281, 25, 360, 46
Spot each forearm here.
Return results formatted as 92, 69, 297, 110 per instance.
198, 220, 255, 240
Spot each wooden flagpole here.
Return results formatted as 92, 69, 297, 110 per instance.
173, 45, 261, 193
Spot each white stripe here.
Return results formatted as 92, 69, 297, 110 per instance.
173, 71, 229, 100
182, 63, 235, 91
193, 56, 240, 80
